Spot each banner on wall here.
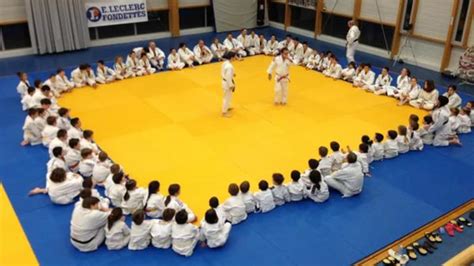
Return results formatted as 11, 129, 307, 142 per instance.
85, 0, 148, 27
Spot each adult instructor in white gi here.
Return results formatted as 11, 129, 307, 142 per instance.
221, 52, 237, 117
267, 48, 292, 105
346, 20, 360, 64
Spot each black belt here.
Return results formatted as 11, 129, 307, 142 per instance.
71, 234, 96, 244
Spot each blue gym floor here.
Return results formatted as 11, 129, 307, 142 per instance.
0, 27, 473, 266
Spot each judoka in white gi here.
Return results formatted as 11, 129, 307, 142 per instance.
22, 108, 42, 146
426, 96, 461, 146
237, 29, 255, 56
322, 55, 343, 79
254, 180, 275, 213
147, 41, 165, 70
128, 210, 153, 250
271, 173, 290, 206
341, 62, 357, 82
43, 74, 61, 97
223, 33, 246, 58
384, 130, 399, 159
267, 48, 292, 105
167, 48, 185, 70
71, 64, 88, 88
398, 77, 421, 105
193, 40, 213, 64
248, 31, 261, 54
144, 181, 165, 218
84, 65, 98, 88
221, 52, 237, 117
264, 35, 279, 56
386, 68, 411, 97
368, 67, 393, 94
278, 35, 295, 53
306, 50, 321, 70
353, 64, 375, 88
238, 181, 256, 213
96, 60, 116, 84
200, 209, 232, 248
70, 197, 109, 252
138, 52, 156, 75
443, 85, 462, 109
56, 69, 74, 92
324, 153, 364, 198
150, 208, 175, 249
172, 210, 199, 257
409, 80, 439, 110
178, 43, 198, 67
256, 34, 267, 54
304, 170, 329, 203
210, 38, 226, 61
105, 208, 130, 250
287, 171, 305, 201
346, 20, 361, 63
164, 184, 196, 223
21, 87, 36, 111
222, 184, 247, 224
114, 56, 135, 79
16, 71, 30, 97
126, 51, 144, 76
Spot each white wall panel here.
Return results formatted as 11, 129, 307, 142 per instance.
360, 0, 398, 24
414, 0, 451, 40
398, 37, 444, 71
179, 0, 210, 7
147, 0, 168, 10
0, 0, 27, 22
324, 0, 354, 16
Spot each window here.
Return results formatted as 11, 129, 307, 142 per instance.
136, 10, 169, 34
454, 0, 471, 42
290, 6, 316, 31
206, 6, 215, 27
97, 24, 135, 39
1, 23, 31, 50
321, 13, 351, 39
179, 7, 206, 29
358, 20, 394, 50
269, 2, 285, 23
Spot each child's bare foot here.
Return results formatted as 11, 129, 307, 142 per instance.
20, 140, 29, 146
28, 187, 47, 196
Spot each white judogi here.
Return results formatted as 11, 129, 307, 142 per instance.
211, 42, 226, 60
34, 116, 46, 133
79, 158, 95, 178
443, 92, 462, 109
17, 80, 30, 97
138, 57, 156, 74
128, 220, 153, 250
254, 190, 275, 213
292, 43, 305, 64
193, 44, 213, 64
387, 75, 410, 97
48, 172, 83, 204
255, 37, 266, 54
56, 74, 74, 91
369, 74, 393, 94
271, 185, 290, 206
126, 56, 144, 76
178, 47, 197, 67
410, 89, 439, 110
147, 46, 165, 69
239, 192, 256, 213
23, 116, 42, 145
108, 183, 126, 207
199, 221, 232, 248
278, 40, 295, 52
165, 196, 196, 223
43, 78, 61, 96
65, 148, 81, 172
151, 220, 173, 249
346, 25, 360, 63
21, 93, 35, 111
428, 105, 452, 146
48, 137, 68, 158
96, 66, 116, 84
67, 126, 82, 140
264, 40, 279, 55
356, 152, 369, 174
221, 59, 235, 114
70, 205, 109, 252
457, 114, 471, 134
323, 62, 343, 79
167, 53, 185, 70
105, 220, 130, 250
318, 157, 333, 177
330, 151, 345, 172
46, 157, 67, 179
222, 195, 247, 224
145, 193, 165, 218
419, 127, 434, 145
171, 223, 199, 257
85, 70, 97, 87
92, 161, 111, 184
400, 84, 421, 101
267, 55, 292, 104
306, 53, 321, 69
71, 68, 87, 88
409, 130, 424, 151
304, 181, 329, 203
384, 139, 399, 159
42, 125, 59, 147
325, 162, 363, 198
114, 62, 135, 79
80, 138, 99, 154
223, 38, 247, 57
237, 34, 255, 55
301, 47, 314, 65
248, 34, 260, 54
353, 70, 375, 88
287, 181, 305, 201
396, 135, 410, 154
121, 188, 147, 215
57, 116, 71, 131
372, 142, 384, 161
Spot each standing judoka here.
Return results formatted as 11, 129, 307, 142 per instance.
221, 52, 237, 117
346, 20, 360, 63
267, 48, 292, 105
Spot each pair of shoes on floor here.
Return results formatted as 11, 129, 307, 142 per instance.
445, 220, 464, 236
457, 217, 472, 228
425, 232, 442, 244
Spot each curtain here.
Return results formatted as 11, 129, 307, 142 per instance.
213, 0, 268, 32
25, 0, 90, 54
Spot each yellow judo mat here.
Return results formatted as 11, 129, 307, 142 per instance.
0, 184, 38, 266
59, 55, 426, 218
